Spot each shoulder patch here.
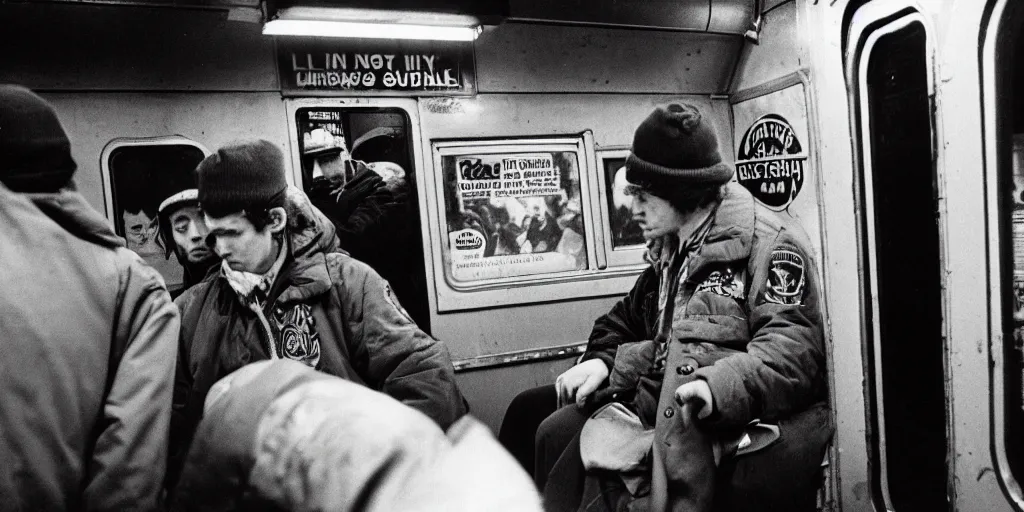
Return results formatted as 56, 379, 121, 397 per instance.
762, 248, 806, 306
382, 282, 415, 325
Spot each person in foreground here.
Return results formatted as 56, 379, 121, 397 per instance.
171, 359, 542, 512
539, 103, 832, 512
0, 84, 178, 511
168, 139, 467, 489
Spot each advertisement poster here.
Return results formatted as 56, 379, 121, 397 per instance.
731, 80, 822, 274
442, 151, 588, 282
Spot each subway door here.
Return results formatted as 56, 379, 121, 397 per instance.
284, 98, 432, 333
847, 7, 949, 511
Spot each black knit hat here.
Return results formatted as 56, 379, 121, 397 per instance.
197, 139, 288, 218
0, 85, 77, 193
625, 103, 733, 190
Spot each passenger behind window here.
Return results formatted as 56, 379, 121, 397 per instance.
305, 129, 429, 328
524, 103, 831, 512
171, 359, 541, 512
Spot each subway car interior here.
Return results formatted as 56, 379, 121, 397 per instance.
6, 0, 1024, 510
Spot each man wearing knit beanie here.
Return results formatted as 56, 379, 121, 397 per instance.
168, 139, 467, 491
535, 104, 831, 512
0, 85, 178, 510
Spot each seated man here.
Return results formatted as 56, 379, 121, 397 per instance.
537, 104, 831, 512
156, 186, 219, 298
172, 359, 542, 512
168, 140, 468, 489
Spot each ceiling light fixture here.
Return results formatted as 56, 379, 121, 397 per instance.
263, 7, 483, 41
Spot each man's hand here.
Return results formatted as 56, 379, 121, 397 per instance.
674, 379, 715, 419
555, 359, 610, 408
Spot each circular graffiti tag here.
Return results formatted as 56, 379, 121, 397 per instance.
735, 114, 808, 210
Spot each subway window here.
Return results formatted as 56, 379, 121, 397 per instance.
292, 106, 431, 331
103, 138, 207, 295
435, 140, 590, 286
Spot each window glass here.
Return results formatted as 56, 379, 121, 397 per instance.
601, 155, 644, 249
440, 150, 588, 283
108, 143, 206, 294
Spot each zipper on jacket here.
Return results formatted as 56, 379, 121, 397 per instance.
247, 301, 279, 359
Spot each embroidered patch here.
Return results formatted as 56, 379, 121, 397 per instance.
383, 282, 415, 324
695, 267, 746, 300
273, 304, 321, 368
763, 249, 806, 306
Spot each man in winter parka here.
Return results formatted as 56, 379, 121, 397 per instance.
541, 104, 832, 511
0, 85, 179, 511
168, 139, 468, 489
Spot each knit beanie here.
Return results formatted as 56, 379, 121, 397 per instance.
197, 139, 288, 218
0, 85, 77, 193
625, 103, 733, 191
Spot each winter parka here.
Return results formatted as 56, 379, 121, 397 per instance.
580, 182, 831, 510
0, 182, 179, 512
171, 359, 541, 512
168, 187, 467, 489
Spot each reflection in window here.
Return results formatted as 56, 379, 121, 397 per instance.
602, 156, 644, 249
441, 151, 588, 282
108, 143, 206, 293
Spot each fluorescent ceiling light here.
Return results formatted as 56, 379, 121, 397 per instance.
264, 7, 483, 41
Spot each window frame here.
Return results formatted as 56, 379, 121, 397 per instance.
594, 147, 648, 269
99, 135, 210, 226
430, 132, 645, 312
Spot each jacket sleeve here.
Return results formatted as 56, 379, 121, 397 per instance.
340, 258, 468, 430
165, 288, 202, 493
694, 235, 826, 429
579, 267, 658, 371
83, 258, 179, 512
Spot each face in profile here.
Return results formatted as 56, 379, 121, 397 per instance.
169, 204, 212, 264
628, 188, 686, 240
123, 210, 158, 250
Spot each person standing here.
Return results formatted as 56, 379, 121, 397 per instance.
0, 84, 178, 511
168, 139, 467, 489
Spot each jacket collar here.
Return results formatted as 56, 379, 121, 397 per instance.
217, 186, 341, 307
697, 182, 756, 265
17, 182, 126, 249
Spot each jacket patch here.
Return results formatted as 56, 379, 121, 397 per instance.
273, 304, 321, 368
762, 249, 806, 306
383, 282, 414, 324
695, 267, 745, 300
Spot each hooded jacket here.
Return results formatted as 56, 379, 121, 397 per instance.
579, 182, 830, 510
168, 187, 467, 489
171, 359, 541, 512
0, 182, 178, 512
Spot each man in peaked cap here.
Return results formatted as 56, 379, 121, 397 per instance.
168, 139, 468, 491
0, 84, 178, 511
536, 103, 832, 511
157, 186, 218, 298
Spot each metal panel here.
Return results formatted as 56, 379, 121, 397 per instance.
0, 3, 278, 91
508, 0, 709, 31
37, 92, 290, 215
475, 23, 743, 94
730, 0, 803, 92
